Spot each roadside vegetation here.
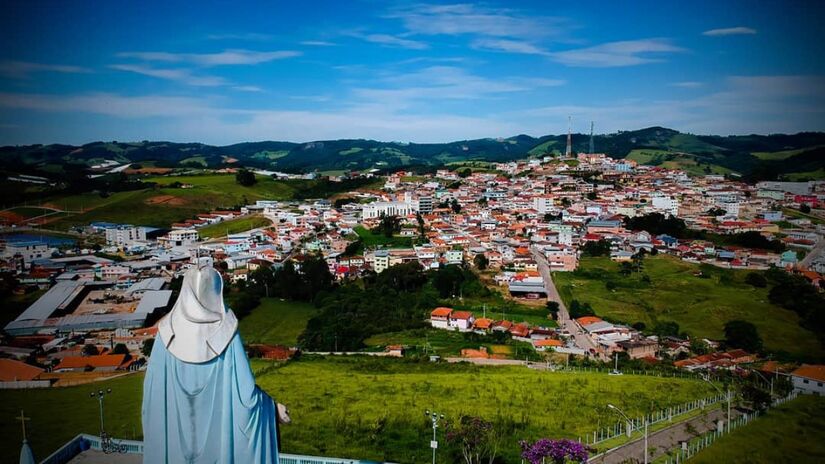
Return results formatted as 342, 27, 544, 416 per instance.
691, 395, 825, 464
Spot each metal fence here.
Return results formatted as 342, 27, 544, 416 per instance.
39, 433, 389, 464
656, 391, 799, 464
579, 393, 728, 446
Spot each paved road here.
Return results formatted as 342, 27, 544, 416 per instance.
588, 407, 743, 464
531, 245, 604, 360
800, 235, 825, 270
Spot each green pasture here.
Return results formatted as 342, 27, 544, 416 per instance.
553, 256, 823, 359
354, 225, 413, 248
239, 298, 319, 347
0, 357, 721, 464
198, 215, 271, 239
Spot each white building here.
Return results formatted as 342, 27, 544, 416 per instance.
533, 196, 555, 214
373, 250, 390, 273
362, 201, 413, 220
651, 195, 680, 216
159, 229, 198, 248
447, 311, 475, 332
1, 241, 52, 263
791, 365, 825, 395
105, 225, 146, 247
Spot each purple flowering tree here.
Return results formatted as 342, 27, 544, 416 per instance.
519, 438, 589, 464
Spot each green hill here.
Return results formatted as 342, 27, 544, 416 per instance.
2, 128, 825, 186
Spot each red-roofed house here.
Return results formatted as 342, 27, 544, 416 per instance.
430, 307, 453, 329
791, 364, 825, 395
449, 311, 476, 332
533, 339, 563, 352
54, 354, 129, 373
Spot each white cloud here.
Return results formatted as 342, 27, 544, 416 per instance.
2, 75, 822, 145
354, 33, 429, 50
388, 4, 569, 39
300, 40, 337, 47
117, 49, 301, 66
0, 92, 215, 118
702, 27, 757, 37
471, 39, 550, 56
0, 61, 91, 79
351, 66, 564, 106
670, 81, 703, 88
207, 33, 275, 41
109, 64, 229, 86
232, 85, 264, 92
551, 39, 685, 67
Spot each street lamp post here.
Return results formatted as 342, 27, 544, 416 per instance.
424, 410, 445, 464
608, 404, 648, 464
91, 388, 126, 454
702, 375, 732, 433
90, 388, 111, 436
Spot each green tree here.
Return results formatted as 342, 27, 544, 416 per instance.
689, 338, 710, 355
546, 301, 560, 318
473, 253, 489, 270
724, 320, 763, 353
141, 338, 155, 357
82, 344, 99, 356
112, 343, 129, 355
373, 215, 401, 238
745, 272, 768, 288
581, 239, 611, 257
235, 169, 257, 186
450, 198, 462, 214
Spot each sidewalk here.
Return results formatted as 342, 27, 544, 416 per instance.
589, 407, 743, 463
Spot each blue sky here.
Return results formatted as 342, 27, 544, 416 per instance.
1, 0, 823, 145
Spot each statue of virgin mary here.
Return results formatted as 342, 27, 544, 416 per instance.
142, 265, 288, 463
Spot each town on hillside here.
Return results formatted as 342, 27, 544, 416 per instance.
2, 151, 825, 463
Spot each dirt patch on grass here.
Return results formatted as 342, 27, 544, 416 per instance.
124, 167, 173, 174
0, 211, 26, 225
145, 194, 187, 206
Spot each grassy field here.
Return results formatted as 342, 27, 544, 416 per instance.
691, 395, 825, 464
238, 298, 319, 346
42, 174, 296, 229
752, 146, 820, 161
0, 358, 720, 463
785, 168, 825, 180
0, 373, 144, 462
626, 149, 731, 176
354, 225, 413, 248
198, 215, 271, 239
553, 256, 823, 359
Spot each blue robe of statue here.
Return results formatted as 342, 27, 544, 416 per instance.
142, 333, 279, 463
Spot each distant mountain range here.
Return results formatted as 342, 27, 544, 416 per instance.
2, 127, 825, 181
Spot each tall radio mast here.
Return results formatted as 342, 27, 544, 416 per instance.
565, 116, 572, 157
589, 121, 594, 154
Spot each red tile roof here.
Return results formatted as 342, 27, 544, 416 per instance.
431, 307, 453, 318
55, 354, 127, 371
792, 364, 825, 383
0, 359, 44, 381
